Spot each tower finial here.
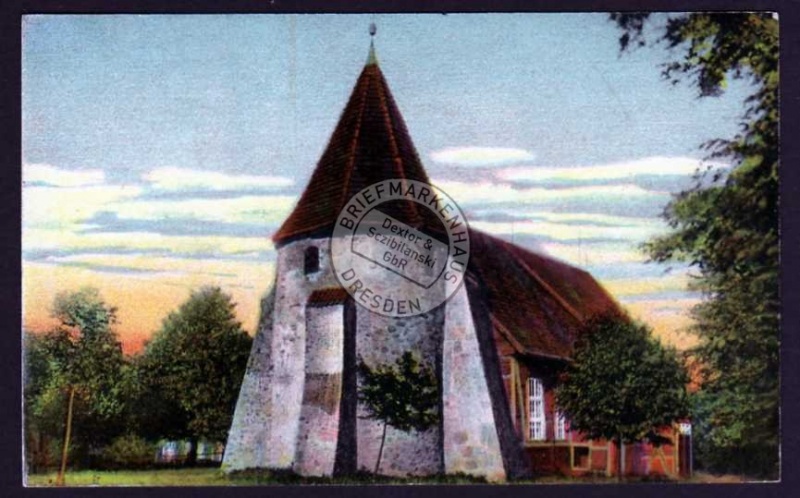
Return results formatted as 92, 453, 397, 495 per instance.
366, 23, 378, 66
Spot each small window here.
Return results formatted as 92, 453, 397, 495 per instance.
528, 377, 545, 441
304, 246, 320, 275
555, 410, 567, 440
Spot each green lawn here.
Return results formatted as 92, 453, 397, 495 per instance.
25, 467, 744, 487
25, 468, 489, 487
26, 468, 231, 487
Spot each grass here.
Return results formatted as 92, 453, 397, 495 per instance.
25, 468, 489, 487
25, 467, 747, 487
26, 468, 230, 487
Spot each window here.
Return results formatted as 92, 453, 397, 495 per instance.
555, 410, 567, 440
304, 246, 320, 275
528, 377, 545, 441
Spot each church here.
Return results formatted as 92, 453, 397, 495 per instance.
222, 38, 690, 481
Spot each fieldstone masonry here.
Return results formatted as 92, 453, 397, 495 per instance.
442, 285, 506, 481
223, 236, 509, 481
223, 43, 519, 482
222, 288, 275, 471
354, 304, 444, 476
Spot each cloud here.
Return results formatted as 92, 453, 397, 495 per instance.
23, 228, 276, 259
22, 184, 144, 228
435, 179, 666, 208
23, 163, 106, 188
81, 211, 271, 239
468, 209, 659, 229
429, 147, 536, 167
538, 241, 646, 266
582, 261, 689, 281
495, 156, 728, 187
432, 173, 672, 218
143, 167, 294, 192
25, 246, 276, 264
469, 219, 662, 243
108, 194, 297, 226
34, 253, 274, 285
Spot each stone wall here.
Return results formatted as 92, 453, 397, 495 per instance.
224, 237, 341, 471
354, 304, 444, 476
294, 304, 345, 476
441, 285, 506, 482
225, 235, 510, 481
222, 288, 276, 471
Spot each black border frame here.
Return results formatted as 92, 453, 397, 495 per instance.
3, 1, 797, 497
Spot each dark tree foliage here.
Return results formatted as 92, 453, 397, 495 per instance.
24, 288, 127, 474
357, 351, 439, 474
556, 315, 690, 479
136, 286, 252, 464
612, 13, 779, 478
24, 331, 62, 472
51, 289, 127, 428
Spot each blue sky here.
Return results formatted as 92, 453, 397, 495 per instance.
21, 14, 752, 350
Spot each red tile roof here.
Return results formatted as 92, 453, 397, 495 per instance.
466, 230, 621, 360
273, 55, 440, 245
274, 48, 623, 360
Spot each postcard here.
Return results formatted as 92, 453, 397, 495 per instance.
21, 12, 779, 486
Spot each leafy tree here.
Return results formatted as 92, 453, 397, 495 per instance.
137, 286, 252, 465
612, 13, 779, 477
556, 315, 690, 480
23, 288, 127, 483
357, 351, 439, 475
24, 331, 62, 473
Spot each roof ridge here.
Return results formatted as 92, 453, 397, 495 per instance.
337, 65, 372, 214
373, 68, 422, 224
273, 49, 435, 245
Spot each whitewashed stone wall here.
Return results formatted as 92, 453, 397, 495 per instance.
355, 303, 444, 476
442, 285, 506, 482
222, 289, 276, 471
224, 237, 340, 471
225, 235, 509, 481
294, 304, 345, 476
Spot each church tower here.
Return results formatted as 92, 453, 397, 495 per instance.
223, 37, 509, 480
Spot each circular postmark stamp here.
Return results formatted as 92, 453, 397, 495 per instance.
331, 179, 470, 317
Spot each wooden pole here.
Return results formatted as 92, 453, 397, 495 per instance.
56, 385, 76, 487
374, 422, 388, 475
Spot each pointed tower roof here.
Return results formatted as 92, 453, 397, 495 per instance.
273, 41, 437, 246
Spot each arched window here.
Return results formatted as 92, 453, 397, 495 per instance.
304, 246, 320, 275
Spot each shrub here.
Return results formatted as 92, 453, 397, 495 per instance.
101, 434, 157, 469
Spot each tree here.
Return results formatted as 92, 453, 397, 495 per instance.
556, 315, 690, 480
24, 331, 63, 473
24, 288, 127, 484
357, 351, 439, 475
137, 286, 252, 465
612, 13, 779, 477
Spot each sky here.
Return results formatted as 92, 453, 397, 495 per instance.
21, 13, 753, 353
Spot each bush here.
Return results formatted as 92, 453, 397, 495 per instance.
101, 435, 157, 469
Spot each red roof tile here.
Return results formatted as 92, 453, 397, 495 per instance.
274, 48, 623, 360
273, 55, 440, 245
466, 230, 622, 360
